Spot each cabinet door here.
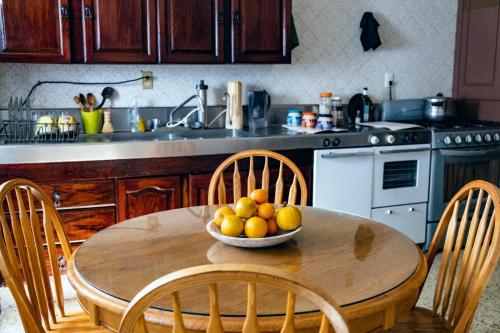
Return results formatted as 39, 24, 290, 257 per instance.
118, 177, 182, 221
158, 0, 224, 63
371, 203, 427, 244
230, 0, 291, 63
0, 0, 71, 63
82, 0, 157, 63
313, 148, 374, 218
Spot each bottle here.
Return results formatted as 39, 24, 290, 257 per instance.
355, 110, 361, 125
332, 97, 343, 127
129, 99, 140, 133
361, 88, 373, 122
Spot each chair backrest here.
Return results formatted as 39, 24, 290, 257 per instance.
119, 264, 349, 333
426, 180, 500, 332
0, 178, 72, 332
208, 150, 308, 206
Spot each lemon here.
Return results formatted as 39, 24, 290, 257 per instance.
221, 215, 244, 237
245, 216, 268, 238
214, 206, 235, 227
276, 206, 302, 231
235, 197, 257, 219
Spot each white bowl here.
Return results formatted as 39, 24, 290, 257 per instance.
206, 220, 302, 248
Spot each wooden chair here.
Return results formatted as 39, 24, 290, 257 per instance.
388, 180, 500, 333
0, 178, 110, 332
118, 264, 349, 333
208, 150, 308, 206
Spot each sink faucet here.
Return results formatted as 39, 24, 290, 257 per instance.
168, 80, 208, 128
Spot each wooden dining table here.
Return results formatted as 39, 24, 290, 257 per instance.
67, 206, 427, 333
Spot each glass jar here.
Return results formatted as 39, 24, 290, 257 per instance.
332, 97, 344, 127
319, 92, 333, 114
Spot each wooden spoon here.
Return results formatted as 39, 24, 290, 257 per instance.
74, 96, 85, 110
87, 93, 95, 112
79, 93, 87, 108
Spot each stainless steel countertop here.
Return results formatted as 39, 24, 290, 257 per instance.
0, 126, 383, 164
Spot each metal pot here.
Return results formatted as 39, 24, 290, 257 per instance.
425, 93, 456, 121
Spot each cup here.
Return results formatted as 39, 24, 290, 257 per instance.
81, 109, 103, 134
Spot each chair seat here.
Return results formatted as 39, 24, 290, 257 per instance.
386, 307, 449, 333
50, 312, 112, 332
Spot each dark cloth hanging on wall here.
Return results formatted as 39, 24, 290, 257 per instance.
360, 12, 382, 51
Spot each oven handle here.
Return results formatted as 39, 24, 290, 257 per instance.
321, 151, 374, 159
439, 146, 500, 158
379, 148, 430, 154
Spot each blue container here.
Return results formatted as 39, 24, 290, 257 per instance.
287, 109, 303, 126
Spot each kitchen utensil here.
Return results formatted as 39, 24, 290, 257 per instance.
379, 99, 426, 122
101, 107, 114, 133
425, 93, 456, 122
95, 87, 114, 110
348, 93, 363, 124
225, 81, 243, 130
248, 90, 271, 129
73, 96, 84, 109
79, 94, 87, 108
206, 220, 302, 248
87, 93, 95, 112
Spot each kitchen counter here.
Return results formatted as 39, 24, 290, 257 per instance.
0, 125, 388, 164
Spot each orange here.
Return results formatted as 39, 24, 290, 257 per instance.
235, 197, 258, 218
214, 206, 235, 227
245, 216, 268, 238
276, 206, 302, 231
257, 203, 275, 219
267, 218, 279, 236
221, 215, 244, 237
249, 189, 268, 204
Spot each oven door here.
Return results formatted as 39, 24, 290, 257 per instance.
428, 146, 500, 222
372, 144, 431, 208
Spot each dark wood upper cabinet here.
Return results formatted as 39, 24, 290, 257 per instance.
158, 0, 224, 63
82, 0, 157, 63
0, 0, 71, 63
231, 0, 291, 63
454, 0, 500, 121
117, 176, 182, 222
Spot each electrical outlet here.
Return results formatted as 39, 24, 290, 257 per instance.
142, 71, 153, 90
384, 72, 394, 88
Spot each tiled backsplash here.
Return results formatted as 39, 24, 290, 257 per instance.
0, 0, 457, 109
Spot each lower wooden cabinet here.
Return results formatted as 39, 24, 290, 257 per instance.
117, 176, 182, 221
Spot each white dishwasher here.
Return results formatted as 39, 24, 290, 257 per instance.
313, 147, 374, 218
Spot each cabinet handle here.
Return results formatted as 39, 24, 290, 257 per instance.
60, 5, 69, 20
84, 5, 93, 19
53, 191, 62, 208
218, 12, 224, 24
234, 11, 241, 24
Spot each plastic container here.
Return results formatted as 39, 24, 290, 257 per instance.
301, 112, 317, 128
128, 100, 140, 133
317, 114, 333, 130
319, 92, 333, 114
287, 109, 303, 126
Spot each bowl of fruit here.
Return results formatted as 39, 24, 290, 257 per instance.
206, 189, 303, 248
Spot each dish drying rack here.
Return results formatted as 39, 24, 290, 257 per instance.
1, 97, 81, 143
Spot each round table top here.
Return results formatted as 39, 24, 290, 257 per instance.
74, 206, 421, 316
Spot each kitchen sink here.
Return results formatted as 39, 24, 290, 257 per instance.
172, 129, 249, 140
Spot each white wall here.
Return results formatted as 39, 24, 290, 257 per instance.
0, 0, 458, 109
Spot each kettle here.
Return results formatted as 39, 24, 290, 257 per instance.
248, 90, 271, 129
425, 93, 456, 122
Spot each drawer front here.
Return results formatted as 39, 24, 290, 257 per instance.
40, 180, 115, 208
58, 207, 116, 242
371, 203, 427, 244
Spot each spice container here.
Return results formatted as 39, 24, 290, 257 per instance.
316, 114, 333, 130
287, 109, 303, 126
332, 97, 344, 127
319, 92, 333, 114
301, 112, 318, 128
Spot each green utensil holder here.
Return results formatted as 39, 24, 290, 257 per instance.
81, 109, 103, 134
